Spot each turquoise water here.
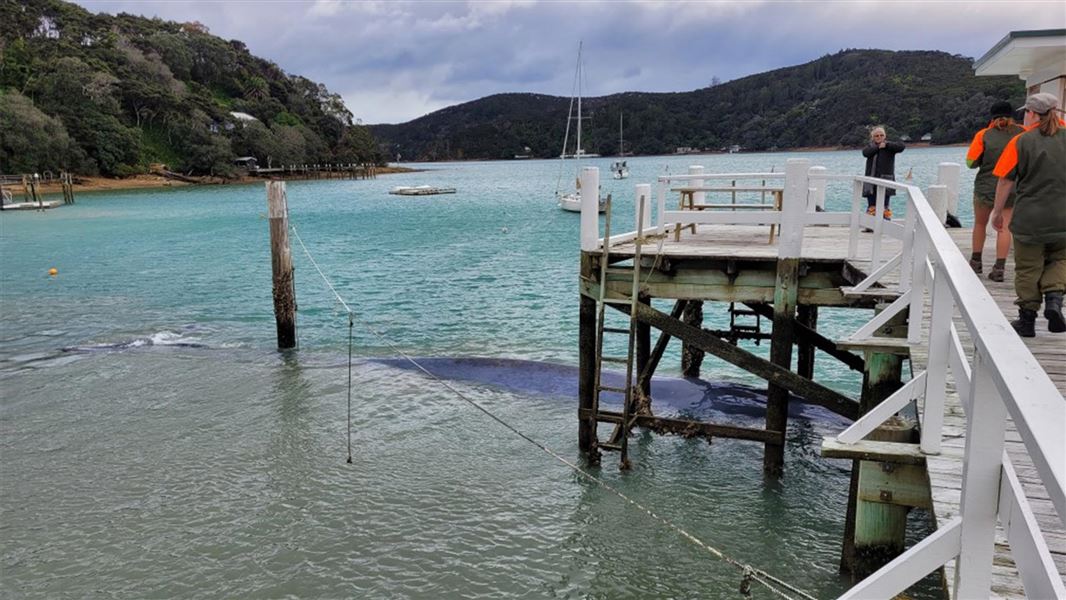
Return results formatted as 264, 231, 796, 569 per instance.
0, 148, 969, 598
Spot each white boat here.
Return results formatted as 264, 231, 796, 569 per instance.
555, 42, 606, 213
611, 114, 629, 180
389, 185, 456, 196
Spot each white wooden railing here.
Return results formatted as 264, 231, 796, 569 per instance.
579, 159, 1066, 599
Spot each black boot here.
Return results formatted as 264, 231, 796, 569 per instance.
1012, 309, 1037, 338
1045, 292, 1065, 333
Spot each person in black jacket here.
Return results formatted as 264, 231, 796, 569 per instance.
862, 126, 906, 220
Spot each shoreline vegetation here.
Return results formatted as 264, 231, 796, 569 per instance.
19, 165, 418, 196
14, 143, 964, 197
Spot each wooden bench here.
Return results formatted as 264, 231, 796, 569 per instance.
671, 186, 784, 242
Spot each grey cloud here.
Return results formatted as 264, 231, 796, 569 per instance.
72, 0, 1056, 123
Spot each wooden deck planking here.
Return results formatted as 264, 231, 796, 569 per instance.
609, 224, 903, 262
909, 228, 1066, 599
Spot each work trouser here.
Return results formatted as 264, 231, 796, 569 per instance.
1014, 239, 1066, 311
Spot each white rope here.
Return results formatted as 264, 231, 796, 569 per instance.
289, 224, 818, 600
290, 225, 353, 316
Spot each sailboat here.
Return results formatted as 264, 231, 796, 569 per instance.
610, 113, 629, 180
555, 42, 606, 213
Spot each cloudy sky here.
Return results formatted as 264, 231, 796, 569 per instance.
74, 1, 1064, 124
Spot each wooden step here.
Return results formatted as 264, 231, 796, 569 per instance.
841, 287, 904, 300
836, 336, 912, 355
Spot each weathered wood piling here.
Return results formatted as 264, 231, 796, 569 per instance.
266, 181, 297, 349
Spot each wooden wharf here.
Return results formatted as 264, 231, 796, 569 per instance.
0, 172, 72, 211
574, 162, 1065, 599
248, 163, 377, 180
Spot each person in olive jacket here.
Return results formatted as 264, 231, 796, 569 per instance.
966, 101, 1025, 281
862, 126, 905, 220
992, 93, 1066, 337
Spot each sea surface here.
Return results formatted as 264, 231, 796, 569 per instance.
1, 148, 973, 598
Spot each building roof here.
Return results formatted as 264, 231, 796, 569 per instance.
973, 29, 1066, 84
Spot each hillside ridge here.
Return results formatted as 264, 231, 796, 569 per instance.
370, 49, 1023, 161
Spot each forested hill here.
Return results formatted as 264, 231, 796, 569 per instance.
0, 0, 382, 177
370, 50, 1024, 162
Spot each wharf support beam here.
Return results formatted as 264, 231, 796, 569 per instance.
839, 309, 915, 579
626, 299, 859, 420
578, 292, 597, 452
681, 300, 704, 376
765, 257, 800, 475
744, 302, 865, 373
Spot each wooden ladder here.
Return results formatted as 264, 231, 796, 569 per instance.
590, 196, 648, 469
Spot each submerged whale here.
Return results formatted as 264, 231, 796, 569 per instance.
370, 356, 852, 426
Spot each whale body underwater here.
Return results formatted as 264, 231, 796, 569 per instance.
372, 356, 852, 427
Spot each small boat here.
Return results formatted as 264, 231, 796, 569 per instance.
554, 42, 606, 214
389, 185, 457, 196
611, 114, 629, 180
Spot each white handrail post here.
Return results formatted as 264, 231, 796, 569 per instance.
688, 165, 704, 204
953, 349, 1008, 599
779, 158, 809, 258
635, 184, 652, 232
849, 179, 863, 259
871, 185, 886, 269
928, 185, 948, 224
808, 166, 826, 212
656, 180, 666, 236
937, 162, 961, 224
899, 192, 917, 290
906, 222, 929, 344
580, 166, 600, 251
921, 261, 953, 454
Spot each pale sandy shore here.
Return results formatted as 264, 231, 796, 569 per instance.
5, 166, 416, 198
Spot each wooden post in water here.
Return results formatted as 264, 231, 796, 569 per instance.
31, 173, 42, 209
266, 181, 297, 349
578, 257, 597, 453
61, 172, 75, 204
636, 292, 651, 401
681, 301, 704, 377
797, 305, 817, 380
763, 158, 809, 476
839, 309, 914, 578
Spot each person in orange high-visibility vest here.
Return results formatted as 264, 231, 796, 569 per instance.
965, 101, 1025, 281
991, 93, 1066, 337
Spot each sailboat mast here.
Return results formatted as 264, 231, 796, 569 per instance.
575, 42, 582, 167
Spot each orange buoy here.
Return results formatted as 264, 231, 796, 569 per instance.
48, 268, 58, 276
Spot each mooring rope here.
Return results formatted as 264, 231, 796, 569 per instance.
289, 224, 818, 600
291, 225, 354, 463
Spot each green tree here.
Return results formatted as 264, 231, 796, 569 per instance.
27, 56, 141, 175
0, 90, 86, 173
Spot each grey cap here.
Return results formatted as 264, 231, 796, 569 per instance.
1023, 92, 1060, 115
